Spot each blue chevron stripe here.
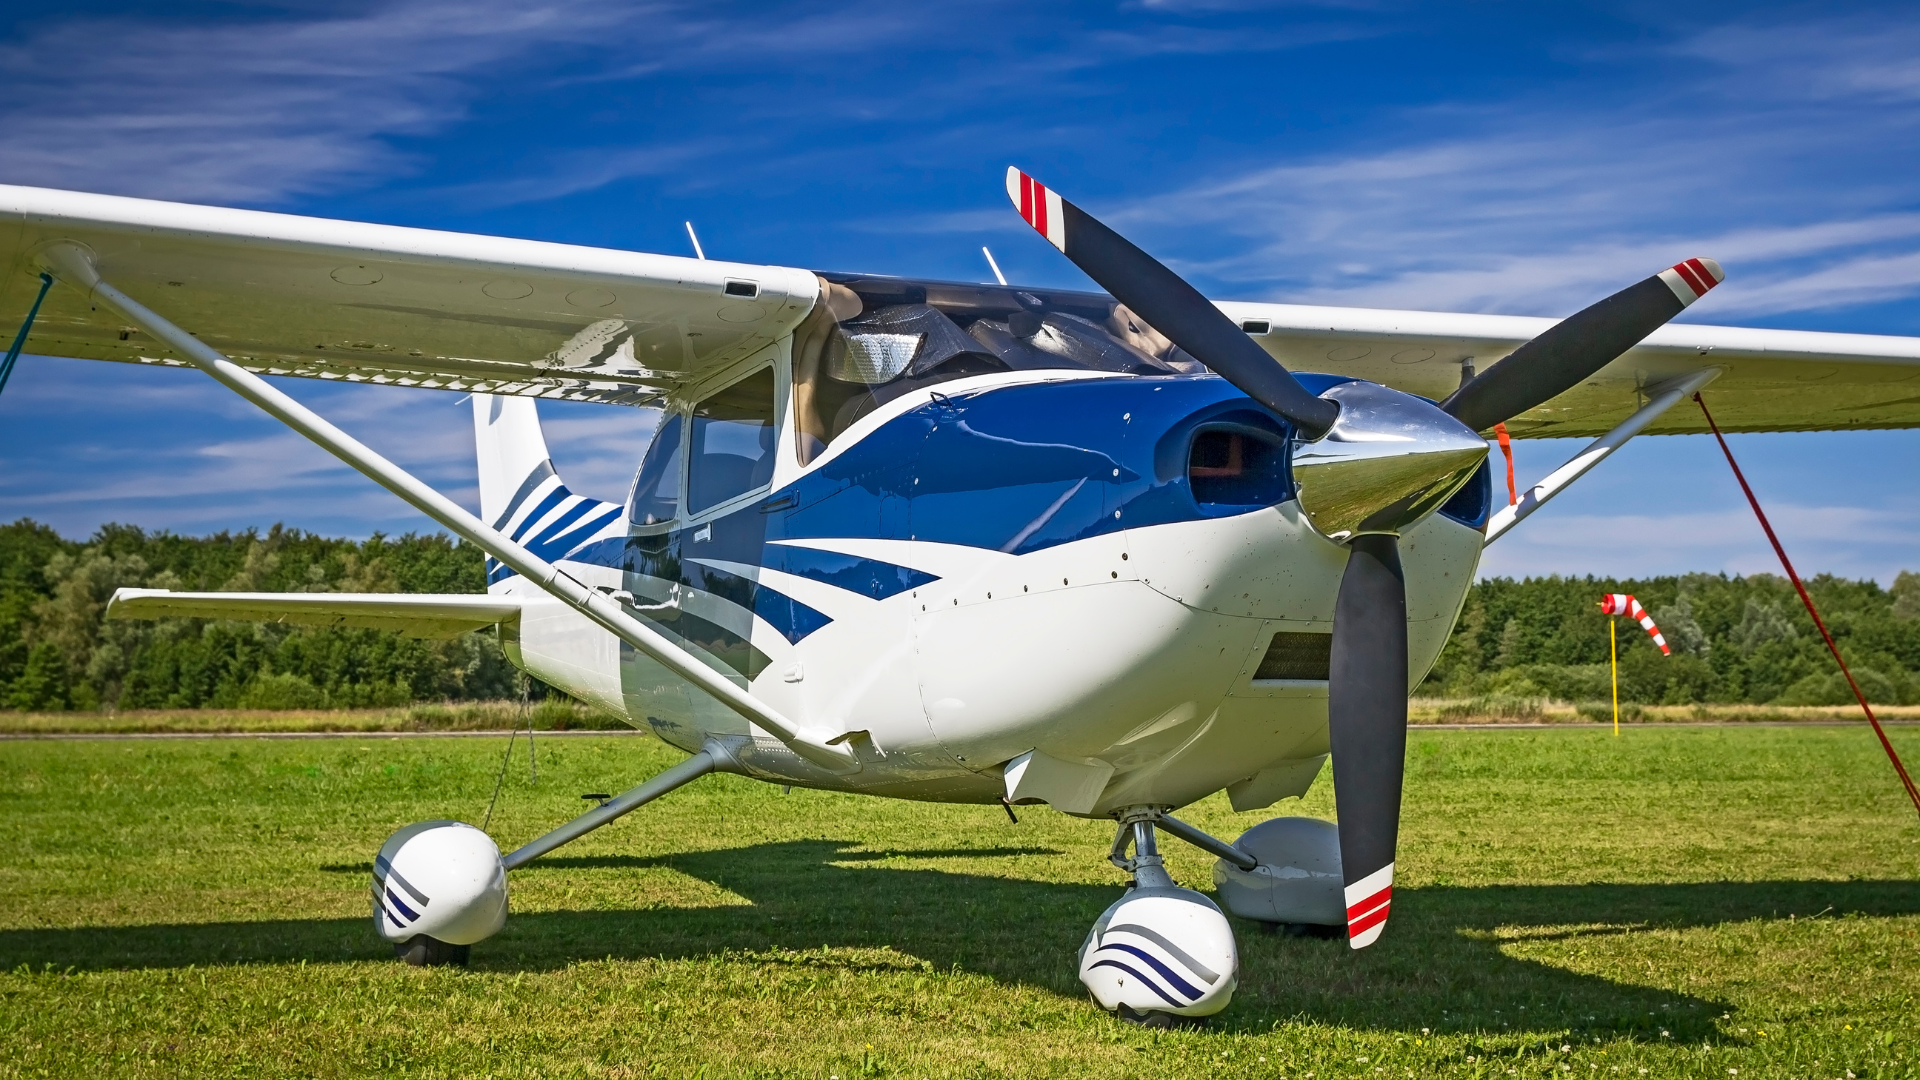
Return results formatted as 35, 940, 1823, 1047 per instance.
541, 506, 625, 563
527, 498, 599, 549
510, 486, 572, 542
1092, 942, 1202, 1000
384, 885, 420, 922
1087, 959, 1184, 1007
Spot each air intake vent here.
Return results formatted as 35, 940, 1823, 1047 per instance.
1188, 424, 1289, 510
1255, 631, 1331, 680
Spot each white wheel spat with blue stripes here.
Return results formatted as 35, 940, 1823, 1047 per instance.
1078, 887, 1238, 1019
371, 821, 508, 946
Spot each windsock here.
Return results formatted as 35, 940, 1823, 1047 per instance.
1600, 594, 1670, 655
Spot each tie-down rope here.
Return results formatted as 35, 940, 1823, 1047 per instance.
0, 272, 55, 400
1696, 391, 1920, 820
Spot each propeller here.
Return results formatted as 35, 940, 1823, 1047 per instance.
1002, 166, 1721, 950
1441, 258, 1724, 432
1003, 168, 1338, 437
1326, 534, 1404, 948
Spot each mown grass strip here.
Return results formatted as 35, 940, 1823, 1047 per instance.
1, 726, 1915, 1078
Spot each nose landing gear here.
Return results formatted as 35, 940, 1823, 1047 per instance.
1078, 808, 1239, 1025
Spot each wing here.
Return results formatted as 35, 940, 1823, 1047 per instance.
0, 184, 821, 406
8, 182, 1916, 431
1220, 300, 1920, 438
105, 589, 521, 639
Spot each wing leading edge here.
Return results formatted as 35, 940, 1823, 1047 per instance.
0, 184, 821, 406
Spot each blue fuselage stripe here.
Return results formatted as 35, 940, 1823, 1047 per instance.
528, 498, 598, 548
510, 487, 573, 542
490, 373, 1491, 651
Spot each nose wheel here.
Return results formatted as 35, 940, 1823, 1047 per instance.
393, 935, 471, 967
1078, 808, 1239, 1024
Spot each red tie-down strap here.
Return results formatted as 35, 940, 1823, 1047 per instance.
1696, 392, 1920, 819
1492, 422, 1516, 506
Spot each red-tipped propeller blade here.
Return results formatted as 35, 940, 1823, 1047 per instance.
1442, 259, 1724, 432
1004, 167, 1338, 436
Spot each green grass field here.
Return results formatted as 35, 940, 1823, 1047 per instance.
2, 726, 1916, 1079
5, 701, 1915, 735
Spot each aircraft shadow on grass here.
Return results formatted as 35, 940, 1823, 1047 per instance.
5, 838, 1914, 1039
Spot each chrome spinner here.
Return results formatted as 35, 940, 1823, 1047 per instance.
1290, 381, 1489, 542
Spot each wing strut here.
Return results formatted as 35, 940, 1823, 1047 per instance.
34, 243, 859, 774
1482, 367, 1722, 545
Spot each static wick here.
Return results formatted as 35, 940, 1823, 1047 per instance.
982, 246, 1008, 286
685, 222, 707, 261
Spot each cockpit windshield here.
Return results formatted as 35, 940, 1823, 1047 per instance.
793, 273, 1203, 464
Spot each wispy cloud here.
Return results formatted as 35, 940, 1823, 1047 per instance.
984, 14, 1920, 321
1480, 500, 1920, 584
414, 142, 723, 211
0, 1, 655, 204
1673, 17, 1920, 104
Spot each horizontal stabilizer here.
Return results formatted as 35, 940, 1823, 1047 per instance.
106, 589, 521, 639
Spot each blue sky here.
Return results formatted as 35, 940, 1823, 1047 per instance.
2, 0, 1918, 581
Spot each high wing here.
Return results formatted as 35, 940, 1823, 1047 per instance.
1216, 300, 1920, 438
4, 182, 1920, 431
0, 184, 820, 405
105, 589, 521, 639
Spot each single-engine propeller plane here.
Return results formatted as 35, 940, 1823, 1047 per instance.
7, 167, 1920, 1022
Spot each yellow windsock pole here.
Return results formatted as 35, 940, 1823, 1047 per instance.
1609, 618, 1619, 737
1598, 598, 1621, 737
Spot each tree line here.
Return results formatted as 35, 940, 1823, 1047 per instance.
0, 519, 520, 711
1427, 568, 1920, 705
5, 517, 1919, 710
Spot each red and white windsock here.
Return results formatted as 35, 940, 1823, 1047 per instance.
1601, 594, 1670, 655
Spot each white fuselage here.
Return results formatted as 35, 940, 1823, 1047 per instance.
493, 365, 1485, 818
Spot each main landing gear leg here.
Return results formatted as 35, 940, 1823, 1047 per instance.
1076, 807, 1239, 1025
371, 745, 724, 966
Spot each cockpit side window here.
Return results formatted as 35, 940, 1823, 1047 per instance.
628, 411, 684, 526
688, 366, 778, 514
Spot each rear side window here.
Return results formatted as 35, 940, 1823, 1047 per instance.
688, 367, 778, 514
628, 412, 684, 526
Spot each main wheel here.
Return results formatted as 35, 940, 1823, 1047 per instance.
394, 934, 471, 967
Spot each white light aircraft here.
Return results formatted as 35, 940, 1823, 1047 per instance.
7, 168, 1919, 1024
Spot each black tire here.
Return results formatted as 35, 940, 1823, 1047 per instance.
394, 935, 470, 967
1116, 1003, 1203, 1029
1259, 920, 1343, 939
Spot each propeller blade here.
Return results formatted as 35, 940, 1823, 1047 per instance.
1005, 167, 1339, 436
1441, 259, 1725, 433
1327, 533, 1407, 949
